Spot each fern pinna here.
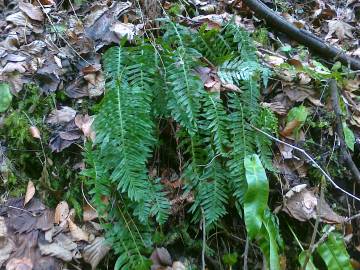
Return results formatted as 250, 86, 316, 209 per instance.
84, 21, 281, 269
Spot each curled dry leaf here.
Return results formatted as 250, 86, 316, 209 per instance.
54, 201, 69, 224
24, 180, 35, 206
29, 126, 41, 139
68, 219, 89, 242
75, 115, 95, 141
283, 186, 344, 223
280, 119, 302, 137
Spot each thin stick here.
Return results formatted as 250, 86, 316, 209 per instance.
243, 237, 249, 270
251, 125, 360, 203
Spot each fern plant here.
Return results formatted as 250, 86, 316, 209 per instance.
84, 21, 284, 269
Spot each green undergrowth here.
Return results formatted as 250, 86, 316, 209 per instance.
82, 19, 354, 269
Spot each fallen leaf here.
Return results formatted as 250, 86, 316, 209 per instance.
24, 180, 35, 206
83, 237, 110, 269
83, 204, 98, 222
38, 242, 73, 262
326, 20, 354, 40
19, 2, 44, 22
68, 219, 89, 242
6, 257, 33, 270
29, 126, 41, 139
54, 201, 69, 224
0, 217, 14, 267
150, 247, 172, 269
47, 107, 77, 124
280, 119, 302, 137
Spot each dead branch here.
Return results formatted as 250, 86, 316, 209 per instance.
243, 0, 360, 71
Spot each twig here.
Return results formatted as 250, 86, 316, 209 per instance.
251, 125, 360, 203
345, 212, 360, 222
1, 205, 38, 217
243, 0, 360, 70
329, 79, 360, 183
243, 237, 249, 270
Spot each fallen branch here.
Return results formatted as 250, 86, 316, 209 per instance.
329, 79, 360, 183
243, 0, 360, 71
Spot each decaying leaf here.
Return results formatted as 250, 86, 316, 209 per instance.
6, 257, 33, 270
0, 217, 14, 268
68, 219, 89, 242
326, 20, 354, 40
29, 126, 41, 139
18, 2, 44, 22
283, 185, 344, 223
47, 107, 77, 125
24, 180, 35, 206
83, 204, 98, 222
83, 237, 110, 269
38, 242, 73, 262
54, 201, 69, 224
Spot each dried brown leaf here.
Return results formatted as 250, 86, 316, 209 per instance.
280, 119, 301, 137
83, 204, 98, 222
83, 237, 110, 269
47, 107, 77, 124
68, 219, 89, 242
54, 201, 69, 224
326, 20, 354, 40
29, 126, 41, 139
24, 180, 35, 206
19, 2, 44, 22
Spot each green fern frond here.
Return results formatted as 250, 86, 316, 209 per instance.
108, 203, 153, 270
190, 160, 229, 224
201, 92, 229, 157
256, 108, 278, 171
227, 93, 256, 204
218, 57, 261, 85
192, 26, 234, 65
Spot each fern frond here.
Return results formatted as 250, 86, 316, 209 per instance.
190, 160, 229, 224
163, 22, 206, 134
108, 203, 152, 270
201, 92, 229, 157
218, 57, 260, 85
192, 26, 234, 65
226, 93, 256, 204
256, 108, 278, 171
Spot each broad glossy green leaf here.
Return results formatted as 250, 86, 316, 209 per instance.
244, 154, 269, 238
343, 122, 355, 151
298, 250, 318, 270
258, 210, 281, 270
0, 83, 12, 113
316, 231, 353, 270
